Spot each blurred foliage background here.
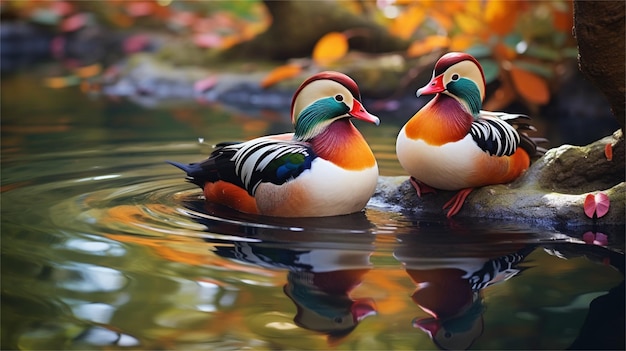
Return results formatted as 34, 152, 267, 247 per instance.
1, 0, 620, 145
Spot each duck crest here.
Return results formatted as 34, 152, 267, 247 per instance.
290, 71, 361, 124
311, 119, 376, 170
405, 94, 474, 145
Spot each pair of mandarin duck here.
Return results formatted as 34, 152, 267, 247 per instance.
170, 52, 539, 218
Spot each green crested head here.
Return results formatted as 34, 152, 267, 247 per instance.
290, 71, 380, 142
416, 52, 486, 119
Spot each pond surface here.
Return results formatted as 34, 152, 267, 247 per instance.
2, 69, 624, 350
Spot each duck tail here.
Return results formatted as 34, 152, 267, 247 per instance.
166, 160, 212, 188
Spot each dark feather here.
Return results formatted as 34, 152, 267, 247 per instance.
168, 139, 316, 196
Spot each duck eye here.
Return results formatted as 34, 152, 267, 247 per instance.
451, 73, 460, 81
334, 94, 344, 102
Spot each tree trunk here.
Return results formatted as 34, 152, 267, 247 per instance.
573, 0, 625, 131
223, 0, 408, 61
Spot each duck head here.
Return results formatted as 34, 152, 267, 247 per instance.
417, 52, 486, 119
291, 71, 380, 141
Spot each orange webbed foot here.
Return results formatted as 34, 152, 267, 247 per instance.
409, 177, 438, 197
443, 188, 474, 218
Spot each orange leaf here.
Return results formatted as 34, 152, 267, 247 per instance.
483, 0, 520, 35
449, 34, 476, 51
407, 35, 450, 58
260, 64, 302, 88
390, 5, 425, 39
74, 63, 102, 78
509, 66, 550, 104
552, 5, 573, 33
312, 32, 349, 66
454, 12, 483, 36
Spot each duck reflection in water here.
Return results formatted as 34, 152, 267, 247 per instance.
394, 223, 537, 350
215, 239, 376, 342
192, 201, 378, 343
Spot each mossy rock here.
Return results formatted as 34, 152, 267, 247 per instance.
372, 130, 625, 229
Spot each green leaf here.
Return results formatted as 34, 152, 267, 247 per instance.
511, 60, 554, 79
30, 8, 61, 26
465, 44, 492, 59
478, 59, 500, 84
525, 45, 560, 61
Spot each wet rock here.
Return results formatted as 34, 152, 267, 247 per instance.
372, 130, 625, 229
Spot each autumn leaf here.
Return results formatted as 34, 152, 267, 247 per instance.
594, 193, 610, 218
483, 0, 521, 36
260, 64, 303, 88
312, 32, 349, 66
61, 13, 89, 32
584, 193, 610, 218
449, 34, 476, 52
44, 75, 80, 88
390, 5, 425, 39
74, 63, 102, 78
194, 76, 218, 93
509, 66, 550, 104
604, 143, 613, 161
407, 35, 450, 58
582, 232, 608, 246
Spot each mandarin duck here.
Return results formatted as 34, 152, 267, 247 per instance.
395, 232, 535, 350
169, 71, 379, 217
396, 52, 539, 218
214, 239, 376, 339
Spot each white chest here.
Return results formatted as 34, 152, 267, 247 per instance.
396, 129, 482, 190
255, 158, 378, 217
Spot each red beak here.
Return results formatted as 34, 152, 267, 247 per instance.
417, 74, 445, 97
414, 317, 441, 337
349, 99, 380, 125
351, 298, 377, 323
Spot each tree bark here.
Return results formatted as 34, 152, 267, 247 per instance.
573, 0, 625, 131
223, 0, 408, 61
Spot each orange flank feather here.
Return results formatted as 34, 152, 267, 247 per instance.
469, 147, 530, 186
203, 181, 259, 214
404, 97, 473, 146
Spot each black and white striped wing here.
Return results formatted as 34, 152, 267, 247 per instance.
229, 139, 316, 195
469, 111, 525, 156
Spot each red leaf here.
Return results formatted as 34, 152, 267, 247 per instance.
583, 193, 596, 218
604, 143, 613, 161
194, 76, 218, 93
582, 231, 595, 244
583, 192, 611, 218
594, 232, 608, 246
61, 13, 88, 32
594, 193, 610, 218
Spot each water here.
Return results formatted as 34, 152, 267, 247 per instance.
2, 71, 624, 350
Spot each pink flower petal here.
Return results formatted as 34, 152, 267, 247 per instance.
594, 193, 610, 218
